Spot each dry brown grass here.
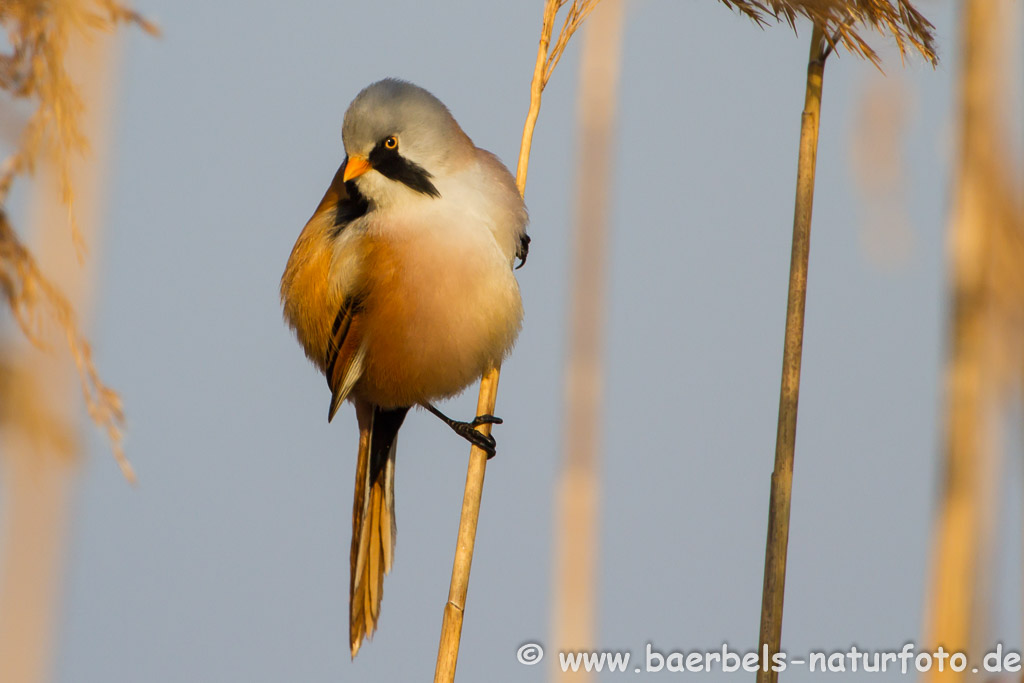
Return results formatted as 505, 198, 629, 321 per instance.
719, 0, 936, 66
0, 0, 157, 481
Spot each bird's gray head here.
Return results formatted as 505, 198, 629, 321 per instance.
340, 79, 472, 205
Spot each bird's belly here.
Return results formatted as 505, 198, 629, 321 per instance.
355, 232, 522, 408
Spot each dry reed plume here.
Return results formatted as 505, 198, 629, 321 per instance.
0, 6, 152, 680
719, 0, 936, 66
716, 2, 935, 682
0, 0, 157, 482
432, 3, 602, 681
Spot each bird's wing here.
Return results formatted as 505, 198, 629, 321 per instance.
281, 160, 371, 374
315, 158, 375, 422
325, 296, 366, 422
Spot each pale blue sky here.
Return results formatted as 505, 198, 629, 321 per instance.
27, 1, 1024, 681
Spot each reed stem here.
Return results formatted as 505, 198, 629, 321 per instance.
433, 2, 590, 679
755, 23, 827, 683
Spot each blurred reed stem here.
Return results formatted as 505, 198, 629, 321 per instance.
551, 1, 624, 680
924, 2, 1023, 679
756, 23, 828, 683
0, 25, 117, 683
434, 2, 602, 680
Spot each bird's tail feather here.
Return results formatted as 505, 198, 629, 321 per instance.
350, 401, 408, 658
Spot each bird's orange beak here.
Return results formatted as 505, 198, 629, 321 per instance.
342, 155, 372, 182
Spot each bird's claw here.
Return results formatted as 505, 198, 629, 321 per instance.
423, 403, 502, 459
452, 421, 498, 459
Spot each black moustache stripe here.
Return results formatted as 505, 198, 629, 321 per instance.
333, 177, 370, 236
336, 181, 369, 224
368, 145, 441, 198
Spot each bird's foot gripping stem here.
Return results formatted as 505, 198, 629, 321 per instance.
424, 404, 503, 458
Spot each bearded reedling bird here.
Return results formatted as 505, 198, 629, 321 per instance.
280, 79, 529, 657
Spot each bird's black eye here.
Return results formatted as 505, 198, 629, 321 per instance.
383, 136, 398, 150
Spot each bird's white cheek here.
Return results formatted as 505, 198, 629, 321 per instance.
356, 172, 418, 209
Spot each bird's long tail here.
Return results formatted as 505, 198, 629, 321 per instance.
350, 401, 408, 658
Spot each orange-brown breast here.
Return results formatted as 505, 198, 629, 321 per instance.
352, 227, 523, 408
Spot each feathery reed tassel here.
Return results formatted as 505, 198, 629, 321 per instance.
0, 18, 118, 683
0, 1, 157, 481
